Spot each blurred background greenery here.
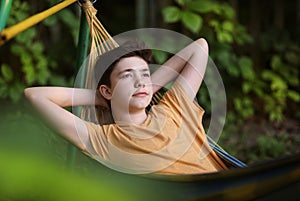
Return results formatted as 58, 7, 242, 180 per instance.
0, 0, 299, 199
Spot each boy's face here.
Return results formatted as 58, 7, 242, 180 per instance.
107, 56, 153, 113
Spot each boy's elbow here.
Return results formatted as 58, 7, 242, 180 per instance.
196, 38, 209, 53
24, 88, 34, 100
24, 88, 40, 102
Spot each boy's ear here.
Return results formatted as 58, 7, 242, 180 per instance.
99, 85, 112, 100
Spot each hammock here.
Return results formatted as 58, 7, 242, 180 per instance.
140, 152, 300, 200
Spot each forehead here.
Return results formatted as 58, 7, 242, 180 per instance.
112, 56, 149, 74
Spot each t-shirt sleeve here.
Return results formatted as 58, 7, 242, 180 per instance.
159, 80, 205, 115
83, 121, 109, 158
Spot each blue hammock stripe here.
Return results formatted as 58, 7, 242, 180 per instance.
207, 136, 247, 168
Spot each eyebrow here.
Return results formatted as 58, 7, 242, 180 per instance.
117, 68, 150, 75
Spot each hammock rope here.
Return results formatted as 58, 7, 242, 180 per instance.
80, 0, 119, 88
79, 0, 119, 123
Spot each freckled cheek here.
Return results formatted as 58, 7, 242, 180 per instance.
144, 78, 153, 86
147, 81, 153, 93
111, 83, 135, 100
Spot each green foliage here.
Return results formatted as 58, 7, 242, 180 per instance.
238, 38, 300, 122
233, 97, 254, 119
152, 49, 169, 64
181, 11, 203, 34
162, 3, 203, 34
1, 64, 13, 82
250, 134, 288, 161
161, 0, 299, 124
0, 0, 78, 102
161, 0, 253, 116
262, 43, 299, 121
162, 6, 181, 23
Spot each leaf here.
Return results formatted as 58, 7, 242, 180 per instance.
222, 21, 234, 32
186, 0, 216, 13
287, 90, 300, 102
1, 64, 14, 82
43, 15, 57, 26
235, 25, 253, 44
23, 65, 36, 84
271, 77, 287, 91
242, 82, 252, 93
233, 97, 254, 119
261, 70, 275, 81
0, 78, 8, 97
227, 66, 239, 77
9, 82, 24, 103
49, 75, 69, 86
285, 51, 300, 65
175, 0, 186, 6
57, 9, 79, 42
162, 6, 181, 23
181, 11, 202, 33
269, 109, 283, 122
0, 87, 8, 98
271, 55, 282, 71
239, 57, 254, 80
36, 56, 48, 71
221, 4, 235, 19
37, 69, 50, 85
152, 50, 168, 64
217, 31, 233, 43
209, 19, 219, 28
262, 70, 288, 91
16, 28, 36, 45
11, 44, 24, 56
32, 42, 44, 54
216, 51, 239, 76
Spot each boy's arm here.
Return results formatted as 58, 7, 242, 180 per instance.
24, 87, 104, 151
151, 38, 208, 99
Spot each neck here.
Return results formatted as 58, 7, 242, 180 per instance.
112, 108, 148, 125
129, 109, 148, 124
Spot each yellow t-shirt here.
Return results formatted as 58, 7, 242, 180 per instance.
84, 81, 227, 174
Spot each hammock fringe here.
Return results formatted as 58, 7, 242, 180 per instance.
80, 0, 119, 123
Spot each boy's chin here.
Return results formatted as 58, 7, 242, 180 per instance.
129, 101, 151, 111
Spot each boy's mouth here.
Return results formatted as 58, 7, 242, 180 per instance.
133, 92, 149, 97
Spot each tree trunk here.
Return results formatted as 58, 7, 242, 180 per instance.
229, 0, 239, 20
297, 0, 300, 38
249, 0, 261, 68
274, 0, 284, 30
135, 0, 147, 28
149, 0, 158, 27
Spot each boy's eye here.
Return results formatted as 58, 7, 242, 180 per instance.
142, 73, 150, 77
121, 73, 132, 79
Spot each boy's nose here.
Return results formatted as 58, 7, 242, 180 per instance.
135, 78, 145, 88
